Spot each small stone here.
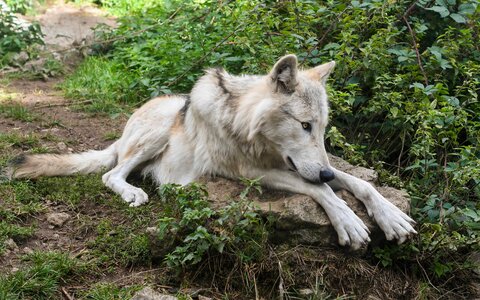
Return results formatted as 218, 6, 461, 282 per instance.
13, 51, 29, 64
469, 252, 480, 275
298, 288, 314, 296
131, 287, 177, 300
57, 142, 67, 151
11, 267, 19, 273
52, 233, 60, 239
23, 247, 34, 254
46, 212, 71, 227
5, 238, 18, 250
146, 227, 159, 235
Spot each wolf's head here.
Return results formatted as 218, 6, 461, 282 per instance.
249, 54, 336, 183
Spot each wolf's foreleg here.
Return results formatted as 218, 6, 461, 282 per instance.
243, 168, 371, 250
327, 169, 417, 244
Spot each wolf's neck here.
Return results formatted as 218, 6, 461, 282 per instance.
186, 69, 277, 159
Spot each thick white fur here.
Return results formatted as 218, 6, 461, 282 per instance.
9, 55, 416, 249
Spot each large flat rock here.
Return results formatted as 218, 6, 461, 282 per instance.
202, 155, 411, 247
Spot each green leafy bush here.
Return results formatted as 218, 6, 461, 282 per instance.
157, 183, 268, 269
65, 0, 480, 283
0, 5, 43, 66
5, 0, 34, 14
83, 0, 159, 16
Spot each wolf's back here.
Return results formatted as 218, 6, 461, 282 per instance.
6, 143, 117, 179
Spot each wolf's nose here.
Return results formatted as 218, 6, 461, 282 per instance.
320, 168, 335, 182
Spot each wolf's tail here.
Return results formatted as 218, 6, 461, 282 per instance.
6, 143, 118, 179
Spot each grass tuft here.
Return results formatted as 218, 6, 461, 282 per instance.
0, 133, 40, 152
61, 57, 139, 114
0, 251, 83, 299
0, 102, 37, 122
79, 283, 142, 300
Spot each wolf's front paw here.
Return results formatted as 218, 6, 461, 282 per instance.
370, 196, 417, 244
329, 204, 371, 250
121, 187, 149, 207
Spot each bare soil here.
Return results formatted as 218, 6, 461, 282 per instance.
0, 0, 140, 292
35, 1, 116, 49
0, 79, 127, 152
0, 78, 150, 294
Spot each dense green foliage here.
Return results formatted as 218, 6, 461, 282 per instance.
0, 3, 43, 66
70, 0, 159, 16
5, 0, 34, 14
157, 183, 267, 269
63, 0, 480, 281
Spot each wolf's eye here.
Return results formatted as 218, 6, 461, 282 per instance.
301, 122, 312, 132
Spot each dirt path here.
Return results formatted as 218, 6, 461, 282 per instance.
0, 0, 130, 286
35, 1, 116, 49
1, 1, 125, 152
0, 78, 126, 153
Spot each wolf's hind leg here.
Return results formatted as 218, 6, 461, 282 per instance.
102, 143, 167, 207
101, 151, 150, 207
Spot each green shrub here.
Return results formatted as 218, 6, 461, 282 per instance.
66, 0, 480, 282
5, 0, 34, 14
0, 6, 43, 66
87, 0, 160, 16
157, 183, 268, 269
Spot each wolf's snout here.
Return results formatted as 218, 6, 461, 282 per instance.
320, 168, 335, 182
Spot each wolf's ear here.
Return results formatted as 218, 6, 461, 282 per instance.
270, 54, 298, 94
305, 61, 335, 85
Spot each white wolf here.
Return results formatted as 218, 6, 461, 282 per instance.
7, 54, 416, 249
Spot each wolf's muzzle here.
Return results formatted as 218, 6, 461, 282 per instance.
320, 168, 335, 182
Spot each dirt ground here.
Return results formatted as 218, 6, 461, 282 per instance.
1, 0, 125, 148
0, 79, 127, 151
0, 0, 143, 294
35, 1, 116, 49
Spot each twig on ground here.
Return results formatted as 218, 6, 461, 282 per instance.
278, 260, 285, 300
110, 268, 168, 284
397, 130, 406, 176
33, 99, 93, 109
253, 274, 259, 300
61, 287, 75, 300
416, 256, 441, 293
